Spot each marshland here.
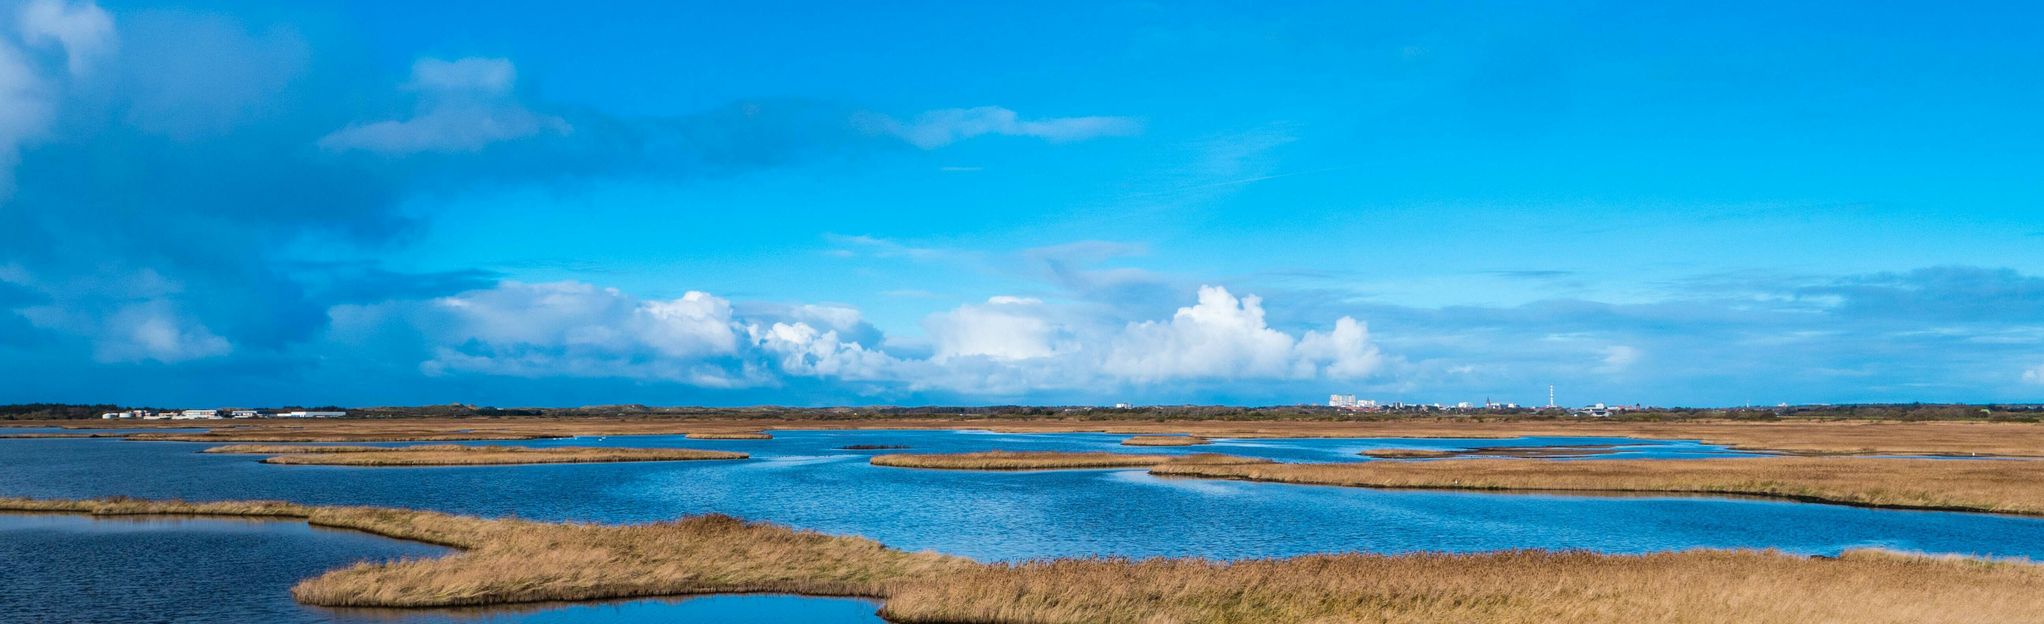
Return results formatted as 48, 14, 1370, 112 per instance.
202, 444, 748, 466
10, 496, 2044, 624
13, 423, 2044, 622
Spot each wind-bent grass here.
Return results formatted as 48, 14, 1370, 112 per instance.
684, 432, 773, 440
8, 496, 2044, 623
1121, 435, 1210, 447
1361, 445, 1621, 459
0, 432, 129, 439
131, 432, 568, 443
871, 451, 1265, 471
202, 444, 747, 466
72, 416, 2044, 456
0, 497, 965, 608
879, 549, 2044, 624
1360, 448, 1460, 459
1153, 457, 2044, 516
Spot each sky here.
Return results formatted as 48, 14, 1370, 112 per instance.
2, 0, 2042, 408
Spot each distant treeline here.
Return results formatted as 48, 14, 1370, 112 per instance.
7, 402, 2042, 422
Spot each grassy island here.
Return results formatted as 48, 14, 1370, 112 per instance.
1361, 445, 1621, 459
202, 444, 747, 466
684, 432, 774, 440
1120, 435, 1210, 447
1152, 456, 2044, 516
5, 496, 2044, 623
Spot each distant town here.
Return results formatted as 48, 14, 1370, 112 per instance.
1327, 385, 1650, 418
98, 409, 346, 421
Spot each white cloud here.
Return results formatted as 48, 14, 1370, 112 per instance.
1107, 286, 1325, 381
2024, 365, 2044, 386
402, 280, 1385, 396
423, 281, 746, 384
17, 0, 113, 77
870, 106, 1141, 149
319, 57, 569, 154
93, 302, 231, 363
925, 296, 1065, 361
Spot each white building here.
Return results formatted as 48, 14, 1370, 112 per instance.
274, 411, 346, 418
228, 410, 260, 418
172, 409, 221, 420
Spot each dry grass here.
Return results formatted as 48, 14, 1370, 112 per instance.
0, 497, 965, 608
75, 416, 2044, 456
0, 432, 128, 439
1360, 445, 1620, 460
1121, 435, 1210, 447
1153, 457, 2044, 516
9, 496, 2044, 623
684, 432, 773, 440
1360, 448, 1460, 459
880, 549, 2044, 624
201, 444, 746, 466
871, 451, 1264, 471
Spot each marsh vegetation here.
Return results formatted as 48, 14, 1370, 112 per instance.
6, 496, 2044, 624
870, 451, 1265, 471
1120, 435, 1210, 446
1153, 456, 2044, 516
203, 444, 747, 466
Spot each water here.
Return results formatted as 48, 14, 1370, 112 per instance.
5, 430, 2044, 621
0, 514, 882, 624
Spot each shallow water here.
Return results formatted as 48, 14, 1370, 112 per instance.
4, 430, 2042, 562
8, 430, 2044, 621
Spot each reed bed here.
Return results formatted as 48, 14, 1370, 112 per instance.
873, 451, 1178, 470
1360, 448, 1459, 459
880, 549, 2044, 624
10, 496, 2044, 622
130, 432, 567, 443
1361, 445, 1620, 459
202, 444, 747, 466
684, 431, 773, 440
1121, 435, 1210, 447
87, 416, 2044, 456
1153, 457, 2044, 516
871, 451, 1266, 470
0, 432, 128, 439
0, 497, 966, 607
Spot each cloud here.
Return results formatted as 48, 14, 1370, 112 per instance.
423, 282, 745, 383
865, 106, 1141, 149
16, 0, 113, 76
319, 57, 569, 154
1106, 286, 1380, 381
925, 296, 1065, 361
2025, 365, 2044, 386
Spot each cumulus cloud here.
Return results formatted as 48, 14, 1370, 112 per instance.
319, 57, 569, 154
867, 106, 1141, 149
1105, 286, 1380, 381
2025, 365, 2044, 386
423, 282, 747, 384
925, 296, 1064, 361
391, 280, 1385, 400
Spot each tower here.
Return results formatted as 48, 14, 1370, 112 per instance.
1547, 385, 1556, 409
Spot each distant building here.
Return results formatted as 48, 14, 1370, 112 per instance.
172, 409, 220, 420
1112, 403, 1132, 409
274, 410, 346, 418
228, 410, 260, 418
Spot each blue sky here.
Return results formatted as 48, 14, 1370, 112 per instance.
2, 0, 2042, 408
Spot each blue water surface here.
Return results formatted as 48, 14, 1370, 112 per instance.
6, 429, 2044, 622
